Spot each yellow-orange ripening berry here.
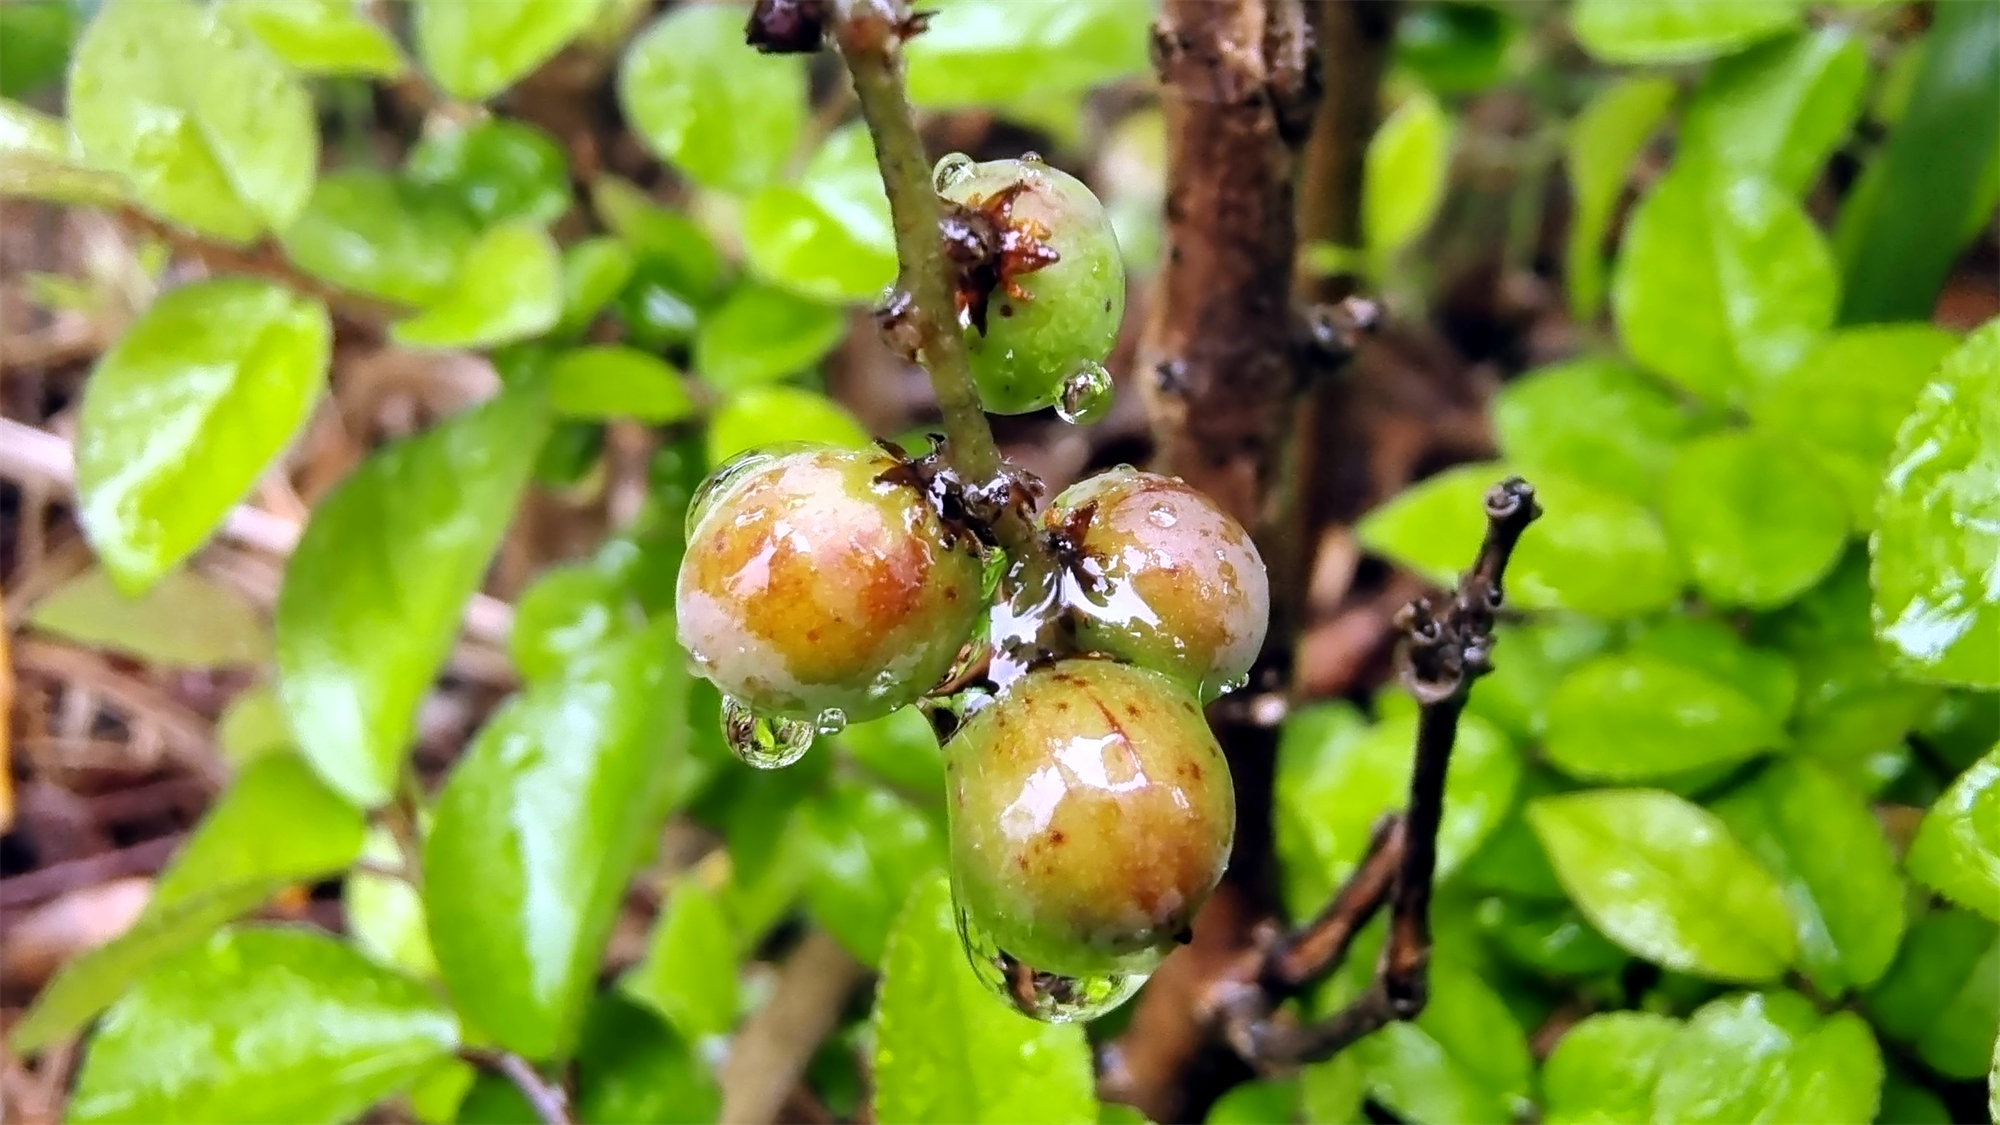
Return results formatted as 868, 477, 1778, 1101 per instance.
1049, 468, 1270, 698
946, 660, 1235, 976
676, 446, 985, 723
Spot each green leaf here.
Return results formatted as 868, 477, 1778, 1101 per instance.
1877, 1073, 1953, 1125
1907, 746, 2000, 922
873, 874, 1098, 1124
1572, 0, 1802, 64
904, 0, 1150, 108
1492, 356, 1701, 504
1356, 463, 1683, 618
1624, 617, 1798, 725
1528, 789, 1796, 982
28, 567, 267, 668
508, 551, 646, 682
413, 0, 601, 101
1865, 909, 1999, 1080
1871, 320, 2000, 687
1543, 654, 1781, 782
706, 385, 871, 467
1661, 431, 1850, 609
0, 97, 130, 207
623, 880, 739, 1041
694, 283, 848, 390
559, 237, 637, 334
1565, 78, 1676, 321
839, 706, 947, 803
573, 993, 722, 1125
217, 685, 292, 765
742, 123, 897, 304
1351, 959, 1533, 1125
150, 754, 365, 913
1276, 708, 1516, 919
800, 780, 945, 966
619, 3, 805, 195
391, 221, 563, 349
69, 0, 315, 242
406, 119, 570, 227
1680, 28, 1867, 195
1652, 991, 1882, 1124
425, 626, 697, 1060
0, 1, 76, 97
1612, 167, 1838, 409
591, 176, 727, 300
550, 346, 696, 422
220, 0, 405, 77
1300, 1051, 1364, 1125
1541, 1011, 1681, 1125
277, 380, 550, 808
1363, 89, 1453, 256
1836, 0, 2000, 324
279, 169, 477, 306
347, 827, 438, 978
1466, 617, 1615, 743
8, 880, 285, 1053
75, 278, 330, 592
1206, 1079, 1298, 1125
1709, 760, 1907, 995
69, 927, 458, 1125
1752, 325, 1959, 527
1395, 3, 1518, 95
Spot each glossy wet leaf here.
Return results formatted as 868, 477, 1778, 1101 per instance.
1205, 1079, 1298, 1125
573, 993, 721, 1125
1543, 653, 1781, 782
1541, 1011, 1681, 1125
1492, 356, 1700, 503
1662, 432, 1850, 609
1465, 618, 1615, 743
347, 828, 438, 978
28, 567, 267, 668
413, 0, 601, 101
742, 123, 896, 303
694, 284, 848, 390
1906, 746, 2000, 922
406, 119, 569, 227
1529, 789, 1796, 982
904, 0, 1149, 108
68, 927, 457, 1125
508, 551, 646, 683
1866, 909, 1999, 1080
217, 686, 291, 765
706, 386, 871, 467
619, 3, 805, 195
872, 874, 1097, 1125
623, 880, 739, 1041
1752, 324, 1958, 526
1564, 78, 1675, 320
280, 170, 477, 306
550, 346, 696, 422
1277, 707, 1516, 918
1652, 991, 1882, 1124
1572, 0, 1802, 64
1351, 959, 1533, 1125
591, 176, 727, 300
1871, 320, 2000, 687
1357, 463, 1683, 618
1364, 89, 1453, 256
76, 278, 330, 592
391, 222, 563, 349
277, 380, 550, 808
1681, 28, 1867, 195
426, 626, 698, 1060
221, 0, 404, 77
1613, 167, 1837, 409
150, 754, 364, 913
559, 237, 637, 334
69, 0, 315, 242
1395, 2, 1517, 94
839, 706, 947, 804
1624, 617, 1797, 725
800, 780, 945, 966
1709, 760, 1906, 994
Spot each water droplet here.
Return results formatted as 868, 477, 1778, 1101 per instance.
1146, 502, 1178, 529
721, 695, 815, 769
816, 707, 848, 735
953, 899, 1149, 1023
686, 449, 781, 535
1055, 363, 1114, 426
1200, 671, 1250, 703
933, 152, 975, 192
1020, 150, 1046, 165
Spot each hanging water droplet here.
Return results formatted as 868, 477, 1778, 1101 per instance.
721, 695, 816, 769
1200, 671, 1251, 704
816, 707, 848, 735
1055, 363, 1114, 426
953, 899, 1149, 1023
933, 152, 975, 192
686, 448, 781, 535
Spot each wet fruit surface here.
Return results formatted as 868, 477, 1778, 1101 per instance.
1050, 468, 1270, 697
935, 156, 1125, 415
945, 659, 1235, 977
676, 446, 985, 723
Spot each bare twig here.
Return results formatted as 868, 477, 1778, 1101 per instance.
0, 834, 182, 913
718, 930, 869, 1125
465, 1050, 574, 1125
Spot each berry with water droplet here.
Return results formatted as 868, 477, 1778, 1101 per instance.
945, 659, 1234, 978
1054, 362, 1114, 425
935, 157, 1124, 415
678, 446, 986, 725
1049, 468, 1269, 697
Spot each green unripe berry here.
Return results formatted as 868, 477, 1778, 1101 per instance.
935, 155, 1125, 415
1050, 468, 1270, 697
946, 659, 1235, 977
676, 446, 985, 723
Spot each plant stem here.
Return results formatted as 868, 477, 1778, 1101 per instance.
831, 0, 1004, 486
465, 1050, 575, 1125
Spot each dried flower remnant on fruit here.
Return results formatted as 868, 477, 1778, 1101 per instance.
940, 182, 1062, 336
745, 0, 826, 53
